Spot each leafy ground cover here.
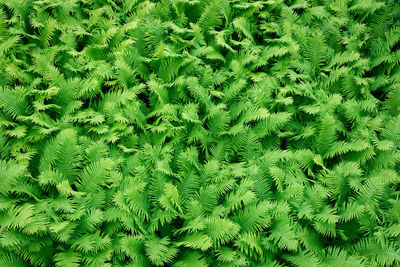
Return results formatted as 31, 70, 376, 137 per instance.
1, 0, 400, 266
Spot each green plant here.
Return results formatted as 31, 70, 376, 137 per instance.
0, 0, 400, 266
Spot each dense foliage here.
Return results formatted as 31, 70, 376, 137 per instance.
1, 0, 400, 266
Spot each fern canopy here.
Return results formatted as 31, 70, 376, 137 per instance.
0, 0, 400, 266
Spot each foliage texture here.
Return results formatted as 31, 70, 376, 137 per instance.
1, 0, 400, 266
